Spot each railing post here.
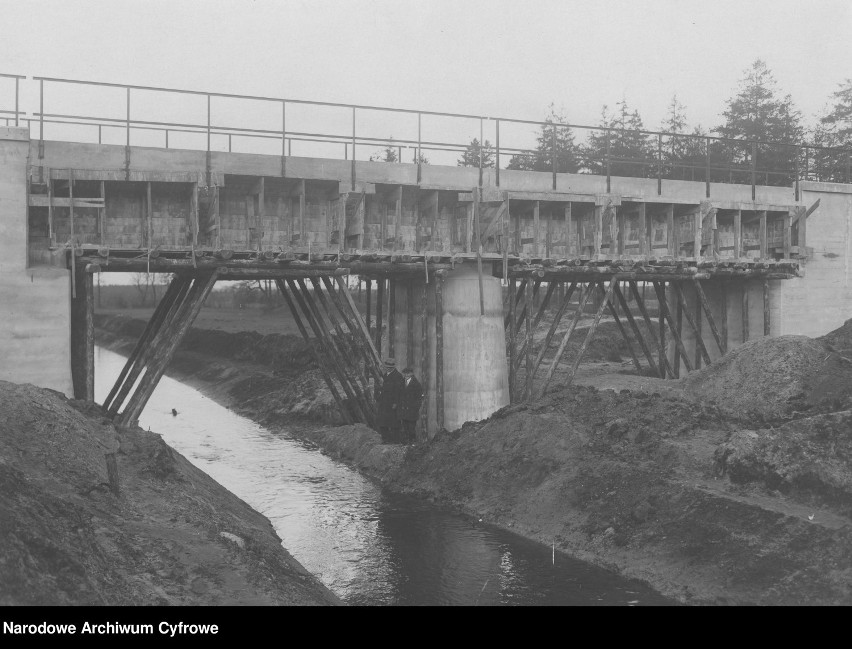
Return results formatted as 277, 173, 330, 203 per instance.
14, 77, 19, 126
495, 118, 500, 187
479, 117, 484, 187
206, 94, 211, 152
804, 145, 809, 183
126, 87, 131, 147
98, 124, 102, 145
281, 100, 287, 177
39, 79, 44, 159
351, 106, 356, 188
605, 128, 611, 193
751, 142, 757, 201
657, 133, 662, 195
417, 112, 422, 183
165, 129, 169, 149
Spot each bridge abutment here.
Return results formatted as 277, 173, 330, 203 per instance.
0, 127, 73, 396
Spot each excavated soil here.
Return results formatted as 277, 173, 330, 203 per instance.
0, 381, 339, 606
94, 313, 852, 605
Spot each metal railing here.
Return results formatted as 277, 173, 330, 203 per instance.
3, 73, 850, 201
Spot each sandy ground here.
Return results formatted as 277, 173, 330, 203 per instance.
0, 381, 340, 606
94, 313, 852, 605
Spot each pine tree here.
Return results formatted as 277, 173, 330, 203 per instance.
369, 137, 399, 163
507, 104, 580, 172
715, 60, 803, 185
458, 138, 495, 168
816, 79, 852, 182
582, 99, 652, 177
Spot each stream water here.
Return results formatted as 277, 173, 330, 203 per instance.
95, 346, 672, 606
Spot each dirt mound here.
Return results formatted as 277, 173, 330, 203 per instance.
715, 410, 852, 513
682, 334, 852, 420
820, 318, 852, 355
0, 381, 338, 605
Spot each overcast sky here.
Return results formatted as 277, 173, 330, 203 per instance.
2, 0, 850, 148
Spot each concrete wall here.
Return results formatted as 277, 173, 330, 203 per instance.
770, 182, 852, 337
1, 127, 73, 396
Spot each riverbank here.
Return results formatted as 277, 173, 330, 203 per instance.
95, 313, 852, 605
0, 380, 340, 606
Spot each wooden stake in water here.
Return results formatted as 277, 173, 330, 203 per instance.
552, 542, 555, 566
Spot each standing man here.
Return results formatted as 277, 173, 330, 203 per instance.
399, 367, 424, 444
375, 357, 404, 443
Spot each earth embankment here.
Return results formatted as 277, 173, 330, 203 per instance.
0, 380, 340, 606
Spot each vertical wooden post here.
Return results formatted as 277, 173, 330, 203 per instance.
742, 281, 749, 343
375, 277, 384, 354
783, 210, 792, 259
394, 184, 402, 251
508, 278, 516, 402
763, 279, 770, 336
48, 175, 55, 246
694, 283, 702, 369
734, 209, 742, 259
99, 180, 106, 246
435, 271, 445, 432
673, 284, 682, 377
759, 210, 767, 259
638, 203, 647, 256
365, 278, 372, 339
146, 181, 152, 250
694, 208, 702, 259
419, 281, 429, 438
406, 280, 414, 369
524, 277, 533, 401
659, 286, 667, 375
545, 206, 552, 258
533, 201, 540, 257
565, 203, 575, 256
720, 280, 728, 353
664, 205, 675, 256
799, 204, 807, 255
70, 268, 95, 402
388, 278, 396, 359
594, 205, 603, 257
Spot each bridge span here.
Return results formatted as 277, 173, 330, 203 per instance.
1, 78, 850, 433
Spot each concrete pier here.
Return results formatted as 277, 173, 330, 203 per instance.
388, 266, 510, 435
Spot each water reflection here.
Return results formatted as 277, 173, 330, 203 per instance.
95, 347, 671, 606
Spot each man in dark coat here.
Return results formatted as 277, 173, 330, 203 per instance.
375, 357, 404, 443
398, 367, 424, 444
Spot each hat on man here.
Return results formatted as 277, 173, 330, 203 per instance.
402, 367, 414, 374
383, 357, 396, 366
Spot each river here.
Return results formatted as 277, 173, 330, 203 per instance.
95, 346, 672, 606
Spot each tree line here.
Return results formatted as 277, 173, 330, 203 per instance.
452, 60, 851, 186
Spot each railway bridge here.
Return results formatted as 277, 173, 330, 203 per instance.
1, 74, 850, 434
